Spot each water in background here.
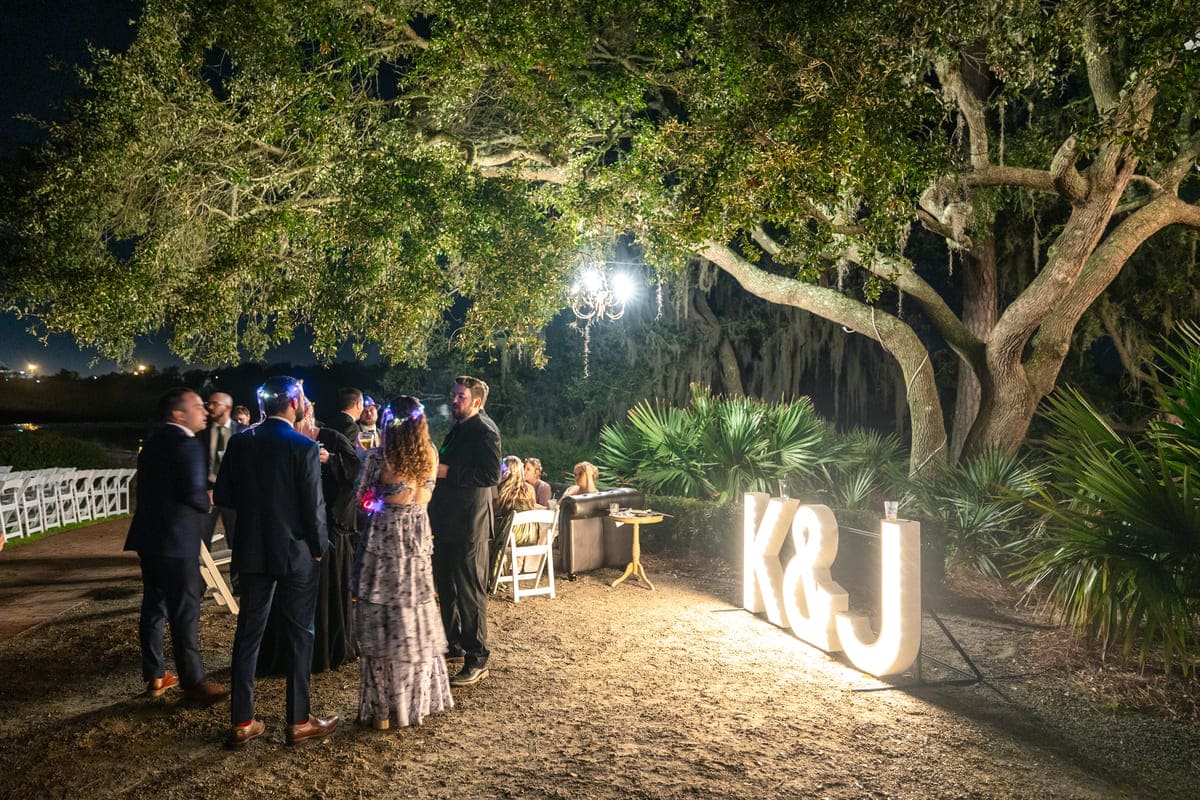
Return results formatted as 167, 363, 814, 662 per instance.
6, 422, 148, 466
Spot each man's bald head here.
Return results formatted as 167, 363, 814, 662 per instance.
207, 392, 233, 424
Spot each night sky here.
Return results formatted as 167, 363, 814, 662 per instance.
0, 0, 321, 375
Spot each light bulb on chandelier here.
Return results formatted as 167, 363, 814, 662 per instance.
569, 261, 637, 376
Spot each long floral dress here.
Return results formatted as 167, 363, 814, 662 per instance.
352, 451, 453, 726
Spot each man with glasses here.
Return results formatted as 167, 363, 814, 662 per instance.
203, 392, 243, 551
215, 376, 339, 748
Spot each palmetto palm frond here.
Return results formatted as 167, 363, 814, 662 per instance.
595, 386, 829, 502
1018, 385, 1200, 673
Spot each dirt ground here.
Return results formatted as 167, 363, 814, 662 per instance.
1, 530, 1198, 800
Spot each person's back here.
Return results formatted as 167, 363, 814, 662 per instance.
217, 418, 327, 577
213, 376, 338, 750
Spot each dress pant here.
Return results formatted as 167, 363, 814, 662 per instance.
138, 554, 206, 688
204, 505, 239, 590
432, 533, 490, 667
204, 505, 237, 549
230, 559, 320, 725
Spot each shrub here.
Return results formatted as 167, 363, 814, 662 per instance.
902, 448, 1044, 578
0, 431, 115, 470
1017, 385, 1200, 673
599, 385, 827, 502
641, 494, 742, 562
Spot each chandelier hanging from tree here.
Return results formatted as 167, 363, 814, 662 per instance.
569, 260, 637, 377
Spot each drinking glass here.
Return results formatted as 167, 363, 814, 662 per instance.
884, 500, 899, 521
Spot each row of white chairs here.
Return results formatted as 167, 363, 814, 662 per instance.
0, 467, 135, 543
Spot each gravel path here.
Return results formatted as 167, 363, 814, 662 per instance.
0, 531, 1197, 799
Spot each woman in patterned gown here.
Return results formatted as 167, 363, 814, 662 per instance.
352, 396, 453, 729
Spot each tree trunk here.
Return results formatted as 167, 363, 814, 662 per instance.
950, 233, 998, 461
691, 289, 745, 396
702, 242, 947, 475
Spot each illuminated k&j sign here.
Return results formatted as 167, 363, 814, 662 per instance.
743, 493, 921, 676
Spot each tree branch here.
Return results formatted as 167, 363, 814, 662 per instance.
1159, 130, 1200, 191
935, 57, 989, 169
1083, 14, 1120, 114
916, 208, 973, 249
1027, 193, 1195, 389
1050, 136, 1089, 203
840, 242, 985, 371
700, 241, 947, 473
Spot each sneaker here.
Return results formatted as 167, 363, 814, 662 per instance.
449, 665, 489, 687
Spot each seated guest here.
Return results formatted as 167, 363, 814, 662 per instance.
561, 461, 599, 499
232, 405, 252, 427
489, 455, 540, 591
523, 457, 552, 508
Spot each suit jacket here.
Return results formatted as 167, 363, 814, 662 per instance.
214, 417, 329, 577
202, 419, 246, 488
428, 411, 501, 543
327, 411, 360, 445
316, 425, 359, 534
124, 424, 212, 558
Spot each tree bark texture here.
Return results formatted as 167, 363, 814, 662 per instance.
950, 233, 998, 461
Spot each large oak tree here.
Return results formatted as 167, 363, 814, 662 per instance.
3, 0, 1198, 472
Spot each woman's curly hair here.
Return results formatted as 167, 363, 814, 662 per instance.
381, 395, 435, 482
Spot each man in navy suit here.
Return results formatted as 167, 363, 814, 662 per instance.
215, 376, 339, 748
124, 387, 229, 705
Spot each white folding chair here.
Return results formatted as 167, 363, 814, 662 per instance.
18, 475, 47, 537
89, 470, 113, 519
0, 477, 25, 542
200, 544, 239, 615
54, 469, 80, 526
494, 508, 558, 603
72, 470, 95, 522
115, 468, 135, 514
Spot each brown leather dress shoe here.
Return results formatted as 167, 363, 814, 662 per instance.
225, 719, 266, 749
182, 680, 230, 707
286, 714, 340, 746
144, 672, 180, 698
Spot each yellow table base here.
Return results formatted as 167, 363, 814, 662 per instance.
610, 514, 663, 591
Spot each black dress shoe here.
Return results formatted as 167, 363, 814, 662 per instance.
449, 665, 489, 687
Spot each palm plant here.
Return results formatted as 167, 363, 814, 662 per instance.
597, 385, 827, 502
793, 427, 905, 510
903, 448, 1044, 577
1017, 386, 1200, 673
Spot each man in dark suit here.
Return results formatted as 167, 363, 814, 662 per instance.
327, 387, 364, 444
428, 375, 502, 687
214, 376, 339, 748
203, 391, 245, 550
124, 387, 229, 705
